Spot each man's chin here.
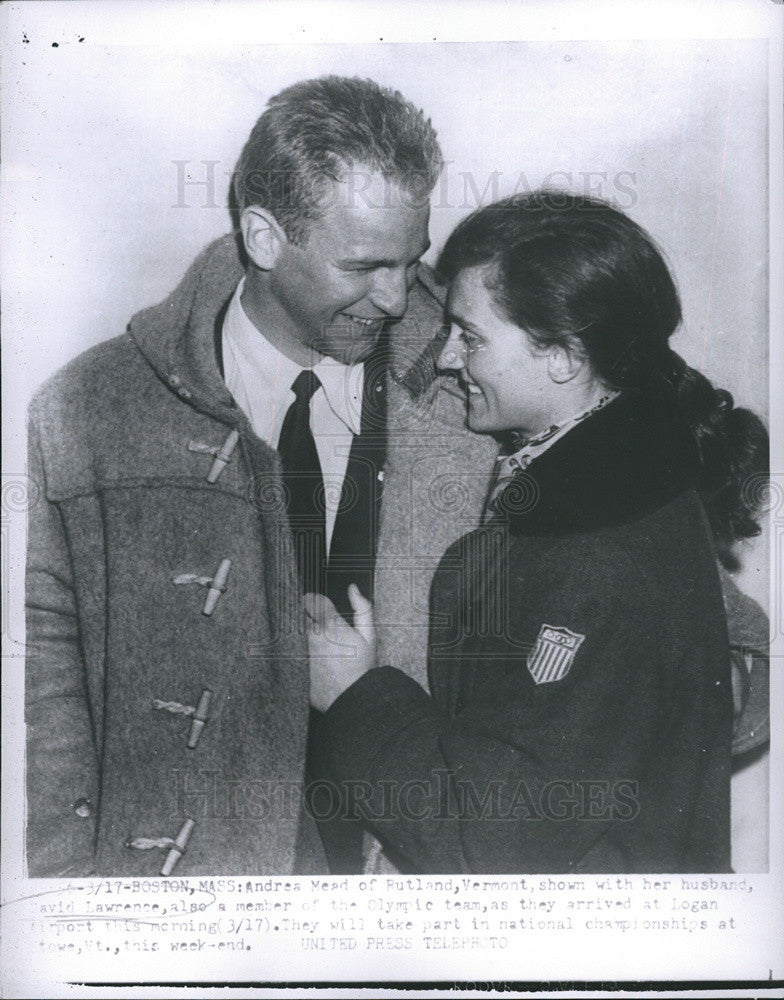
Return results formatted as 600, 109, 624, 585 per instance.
466, 406, 495, 435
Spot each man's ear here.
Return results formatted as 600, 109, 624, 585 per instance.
547, 341, 585, 384
240, 206, 289, 270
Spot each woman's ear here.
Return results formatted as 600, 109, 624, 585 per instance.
547, 341, 585, 384
240, 206, 289, 271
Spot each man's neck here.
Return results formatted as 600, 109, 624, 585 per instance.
240, 269, 322, 368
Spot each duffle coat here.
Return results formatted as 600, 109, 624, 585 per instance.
25, 234, 498, 877
312, 392, 734, 873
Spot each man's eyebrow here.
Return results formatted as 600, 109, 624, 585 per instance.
337, 257, 395, 268
337, 241, 431, 268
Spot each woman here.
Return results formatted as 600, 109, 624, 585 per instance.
306, 192, 768, 874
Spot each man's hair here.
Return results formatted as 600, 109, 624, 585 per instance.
231, 75, 443, 243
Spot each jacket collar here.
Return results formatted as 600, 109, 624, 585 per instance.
128, 234, 242, 423
128, 234, 447, 423
498, 391, 699, 536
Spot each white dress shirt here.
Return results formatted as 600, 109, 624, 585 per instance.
222, 278, 364, 551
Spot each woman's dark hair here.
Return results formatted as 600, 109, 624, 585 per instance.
437, 191, 768, 561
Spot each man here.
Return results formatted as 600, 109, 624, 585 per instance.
25, 76, 498, 877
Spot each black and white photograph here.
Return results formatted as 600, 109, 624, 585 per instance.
2, 0, 782, 994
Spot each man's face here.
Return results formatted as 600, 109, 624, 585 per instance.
268, 170, 431, 366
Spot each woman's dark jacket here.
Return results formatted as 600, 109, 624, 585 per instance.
312, 392, 733, 873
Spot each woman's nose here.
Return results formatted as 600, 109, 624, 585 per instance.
437, 327, 465, 371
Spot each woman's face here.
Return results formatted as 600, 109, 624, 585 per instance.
438, 265, 558, 438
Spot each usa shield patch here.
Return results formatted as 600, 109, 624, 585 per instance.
526, 624, 585, 684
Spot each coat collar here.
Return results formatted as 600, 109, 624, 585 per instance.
497, 391, 699, 536
127, 234, 447, 423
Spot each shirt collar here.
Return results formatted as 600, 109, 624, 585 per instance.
312, 354, 364, 436
225, 277, 364, 435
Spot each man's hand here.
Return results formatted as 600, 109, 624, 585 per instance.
304, 584, 377, 712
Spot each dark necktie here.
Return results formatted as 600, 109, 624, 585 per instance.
277, 369, 327, 595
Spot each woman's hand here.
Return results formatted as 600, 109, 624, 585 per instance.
304, 584, 377, 712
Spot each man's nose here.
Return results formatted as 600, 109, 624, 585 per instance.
437, 326, 466, 372
370, 268, 409, 318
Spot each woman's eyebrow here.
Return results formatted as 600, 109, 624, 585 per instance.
446, 309, 479, 332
